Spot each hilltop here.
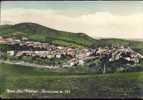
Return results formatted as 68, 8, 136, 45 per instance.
0, 23, 95, 48
0, 23, 143, 54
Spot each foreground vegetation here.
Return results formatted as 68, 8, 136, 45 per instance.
0, 63, 143, 98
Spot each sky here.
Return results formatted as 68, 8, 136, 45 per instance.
1, 1, 143, 39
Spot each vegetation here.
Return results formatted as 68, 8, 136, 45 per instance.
1, 23, 143, 53
91, 38, 143, 54
85, 58, 143, 74
0, 23, 95, 48
0, 44, 12, 51
1, 23, 143, 98
0, 63, 143, 98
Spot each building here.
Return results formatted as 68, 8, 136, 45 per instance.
7, 51, 15, 56
0, 36, 8, 44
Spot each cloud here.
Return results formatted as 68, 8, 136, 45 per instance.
1, 9, 143, 39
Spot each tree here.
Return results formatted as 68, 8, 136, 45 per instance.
100, 53, 112, 74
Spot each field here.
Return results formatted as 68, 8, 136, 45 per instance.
0, 63, 143, 99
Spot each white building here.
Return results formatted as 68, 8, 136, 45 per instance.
78, 60, 84, 65
56, 54, 61, 58
7, 51, 15, 56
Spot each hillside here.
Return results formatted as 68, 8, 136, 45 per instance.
0, 23, 96, 48
91, 38, 143, 54
0, 23, 143, 54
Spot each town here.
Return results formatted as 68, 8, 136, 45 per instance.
0, 36, 143, 69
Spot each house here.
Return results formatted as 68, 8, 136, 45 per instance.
96, 47, 107, 55
47, 55, 55, 59
56, 54, 61, 58
0, 36, 8, 44
70, 62, 75, 67
22, 37, 28, 41
7, 51, 15, 56
78, 60, 84, 65
62, 64, 70, 68
57, 46, 64, 50
6, 38, 14, 42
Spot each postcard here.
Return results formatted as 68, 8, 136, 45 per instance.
0, 0, 143, 99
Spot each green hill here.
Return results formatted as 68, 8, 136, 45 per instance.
0, 23, 96, 48
0, 23, 143, 54
91, 38, 143, 54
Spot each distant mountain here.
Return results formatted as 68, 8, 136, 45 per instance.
0, 23, 96, 48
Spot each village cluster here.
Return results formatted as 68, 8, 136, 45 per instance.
0, 36, 143, 67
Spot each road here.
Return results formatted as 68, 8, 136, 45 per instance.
0, 56, 97, 69
0, 60, 60, 69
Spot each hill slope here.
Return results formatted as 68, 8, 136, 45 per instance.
0, 23, 96, 48
0, 23, 143, 54
91, 38, 143, 54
